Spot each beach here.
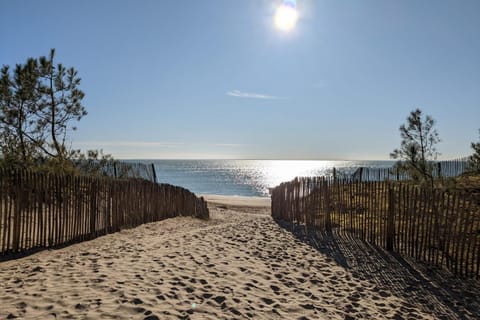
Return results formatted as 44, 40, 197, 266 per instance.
0, 195, 478, 320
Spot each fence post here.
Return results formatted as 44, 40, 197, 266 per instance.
90, 179, 97, 238
12, 170, 21, 252
386, 183, 395, 251
151, 163, 157, 184
332, 167, 337, 181
324, 180, 332, 233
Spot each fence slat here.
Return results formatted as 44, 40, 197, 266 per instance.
0, 169, 209, 257
271, 175, 479, 279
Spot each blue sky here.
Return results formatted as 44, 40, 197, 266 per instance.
1, 0, 479, 160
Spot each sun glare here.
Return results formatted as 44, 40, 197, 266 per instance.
274, 4, 298, 31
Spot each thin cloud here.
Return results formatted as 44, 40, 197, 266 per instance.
74, 141, 185, 148
214, 143, 246, 147
226, 90, 280, 100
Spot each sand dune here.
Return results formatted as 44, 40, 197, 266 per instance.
0, 196, 478, 319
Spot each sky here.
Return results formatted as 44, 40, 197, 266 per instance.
1, 0, 479, 160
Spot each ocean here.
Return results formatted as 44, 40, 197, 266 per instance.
146, 160, 394, 197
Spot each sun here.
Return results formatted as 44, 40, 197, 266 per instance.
274, 4, 298, 31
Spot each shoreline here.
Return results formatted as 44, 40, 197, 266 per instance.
200, 194, 271, 207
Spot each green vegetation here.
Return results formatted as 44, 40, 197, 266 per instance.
445, 131, 480, 194
467, 130, 480, 174
390, 109, 440, 185
0, 49, 113, 174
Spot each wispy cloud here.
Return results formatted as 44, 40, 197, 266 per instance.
74, 141, 185, 148
226, 90, 280, 100
72, 141, 247, 159
214, 143, 246, 147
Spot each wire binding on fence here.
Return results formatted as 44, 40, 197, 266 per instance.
271, 177, 480, 279
74, 160, 157, 183
0, 169, 208, 256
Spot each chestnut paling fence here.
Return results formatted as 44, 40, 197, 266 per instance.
271, 177, 480, 278
74, 160, 158, 182
0, 169, 209, 255
349, 157, 470, 182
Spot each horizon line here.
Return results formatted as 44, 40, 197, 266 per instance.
108, 156, 469, 161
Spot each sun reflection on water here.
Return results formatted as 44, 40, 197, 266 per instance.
151, 160, 393, 198
229, 160, 351, 196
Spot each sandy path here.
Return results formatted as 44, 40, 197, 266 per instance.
0, 197, 478, 319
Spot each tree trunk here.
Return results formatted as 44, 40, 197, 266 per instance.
49, 76, 61, 159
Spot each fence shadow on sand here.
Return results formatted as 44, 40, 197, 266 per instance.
274, 219, 480, 320
0, 169, 209, 261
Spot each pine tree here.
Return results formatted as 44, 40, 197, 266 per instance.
37, 49, 87, 160
0, 59, 44, 167
390, 109, 440, 183
467, 130, 480, 174
0, 49, 88, 169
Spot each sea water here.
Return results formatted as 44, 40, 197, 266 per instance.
141, 160, 394, 197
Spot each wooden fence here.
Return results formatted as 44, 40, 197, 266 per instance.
271, 177, 480, 278
74, 160, 157, 183
0, 169, 209, 255
436, 157, 471, 177
349, 157, 470, 182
